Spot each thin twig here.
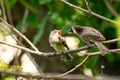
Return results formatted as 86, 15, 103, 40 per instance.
103, 0, 118, 17
0, 22, 18, 41
85, 48, 120, 56
59, 0, 118, 24
57, 55, 89, 77
84, 0, 91, 11
5, 0, 14, 25
103, 38, 120, 44
0, 41, 42, 55
0, 0, 7, 21
0, 17, 40, 52
22, 7, 29, 26
110, 0, 120, 2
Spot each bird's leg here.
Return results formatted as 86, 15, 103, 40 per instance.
60, 50, 73, 62
83, 39, 92, 47
59, 50, 65, 61
53, 51, 57, 55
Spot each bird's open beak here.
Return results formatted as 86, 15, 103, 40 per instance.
58, 30, 61, 34
58, 30, 61, 37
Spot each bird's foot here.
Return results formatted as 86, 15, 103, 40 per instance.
60, 51, 73, 62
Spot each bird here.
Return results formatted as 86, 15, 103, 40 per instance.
49, 30, 73, 61
71, 25, 109, 56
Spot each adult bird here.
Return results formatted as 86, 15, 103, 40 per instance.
71, 25, 109, 56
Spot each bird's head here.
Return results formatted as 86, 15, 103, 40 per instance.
68, 25, 83, 35
49, 30, 61, 43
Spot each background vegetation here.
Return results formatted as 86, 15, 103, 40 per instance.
0, 0, 120, 79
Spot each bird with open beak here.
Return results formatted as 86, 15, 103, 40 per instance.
71, 25, 109, 56
49, 30, 73, 61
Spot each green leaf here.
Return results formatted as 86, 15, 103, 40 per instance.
50, 12, 64, 26
115, 17, 120, 47
61, 20, 73, 35
39, 0, 52, 5
105, 54, 115, 63
27, 12, 39, 28
85, 56, 99, 68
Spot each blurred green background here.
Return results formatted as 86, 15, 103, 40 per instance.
1, 0, 120, 78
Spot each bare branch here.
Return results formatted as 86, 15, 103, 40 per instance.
103, 38, 120, 44
0, 0, 7, 21
0, 41, 43, 55
110, 0, 120, 2
103, 0, 118, 17
58, 55, 89, 76
0, 17, 40, 52
82, 48, 120, 56
5, 0, 14, 25
84, 0, 91, 11
59, 0, 119, 24
0, 38, 120, 57
0, 70, 95, 80
21, 7, 29, 26
0, 70, 120, 80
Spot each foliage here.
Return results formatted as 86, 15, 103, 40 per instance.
0, 58, 22, 79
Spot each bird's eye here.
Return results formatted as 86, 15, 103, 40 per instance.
54, 30, 57, 33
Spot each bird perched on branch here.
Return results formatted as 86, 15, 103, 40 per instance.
71, 25, 109, 56
49, 30, 73, 61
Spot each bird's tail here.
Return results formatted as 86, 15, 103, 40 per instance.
95, 41, 109, 56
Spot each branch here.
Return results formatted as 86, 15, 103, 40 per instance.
59, 0, 119, 24
0, 0, 7, 21
58, 55, 89, 76
0, 38, 120, 57
0, 70, 95, 80
1, 70, 120, 80
21, 7, 29, 27
84, 0, 91, 11
110, 0, 120, 2
0, 17, 40, 52
82, 48, 120, 56
103, 0, 118, 17
5, 0, 14, 25
63, 38, 120, 54
0, 41, 43, 55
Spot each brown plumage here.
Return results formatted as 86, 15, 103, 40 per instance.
71, 25, 109, 56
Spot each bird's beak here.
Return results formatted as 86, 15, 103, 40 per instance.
58, 30, 61, 37
58, 30, 61, 35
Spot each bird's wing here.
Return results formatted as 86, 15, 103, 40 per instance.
82, 28, 105, 41
59, 36, 69, 50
